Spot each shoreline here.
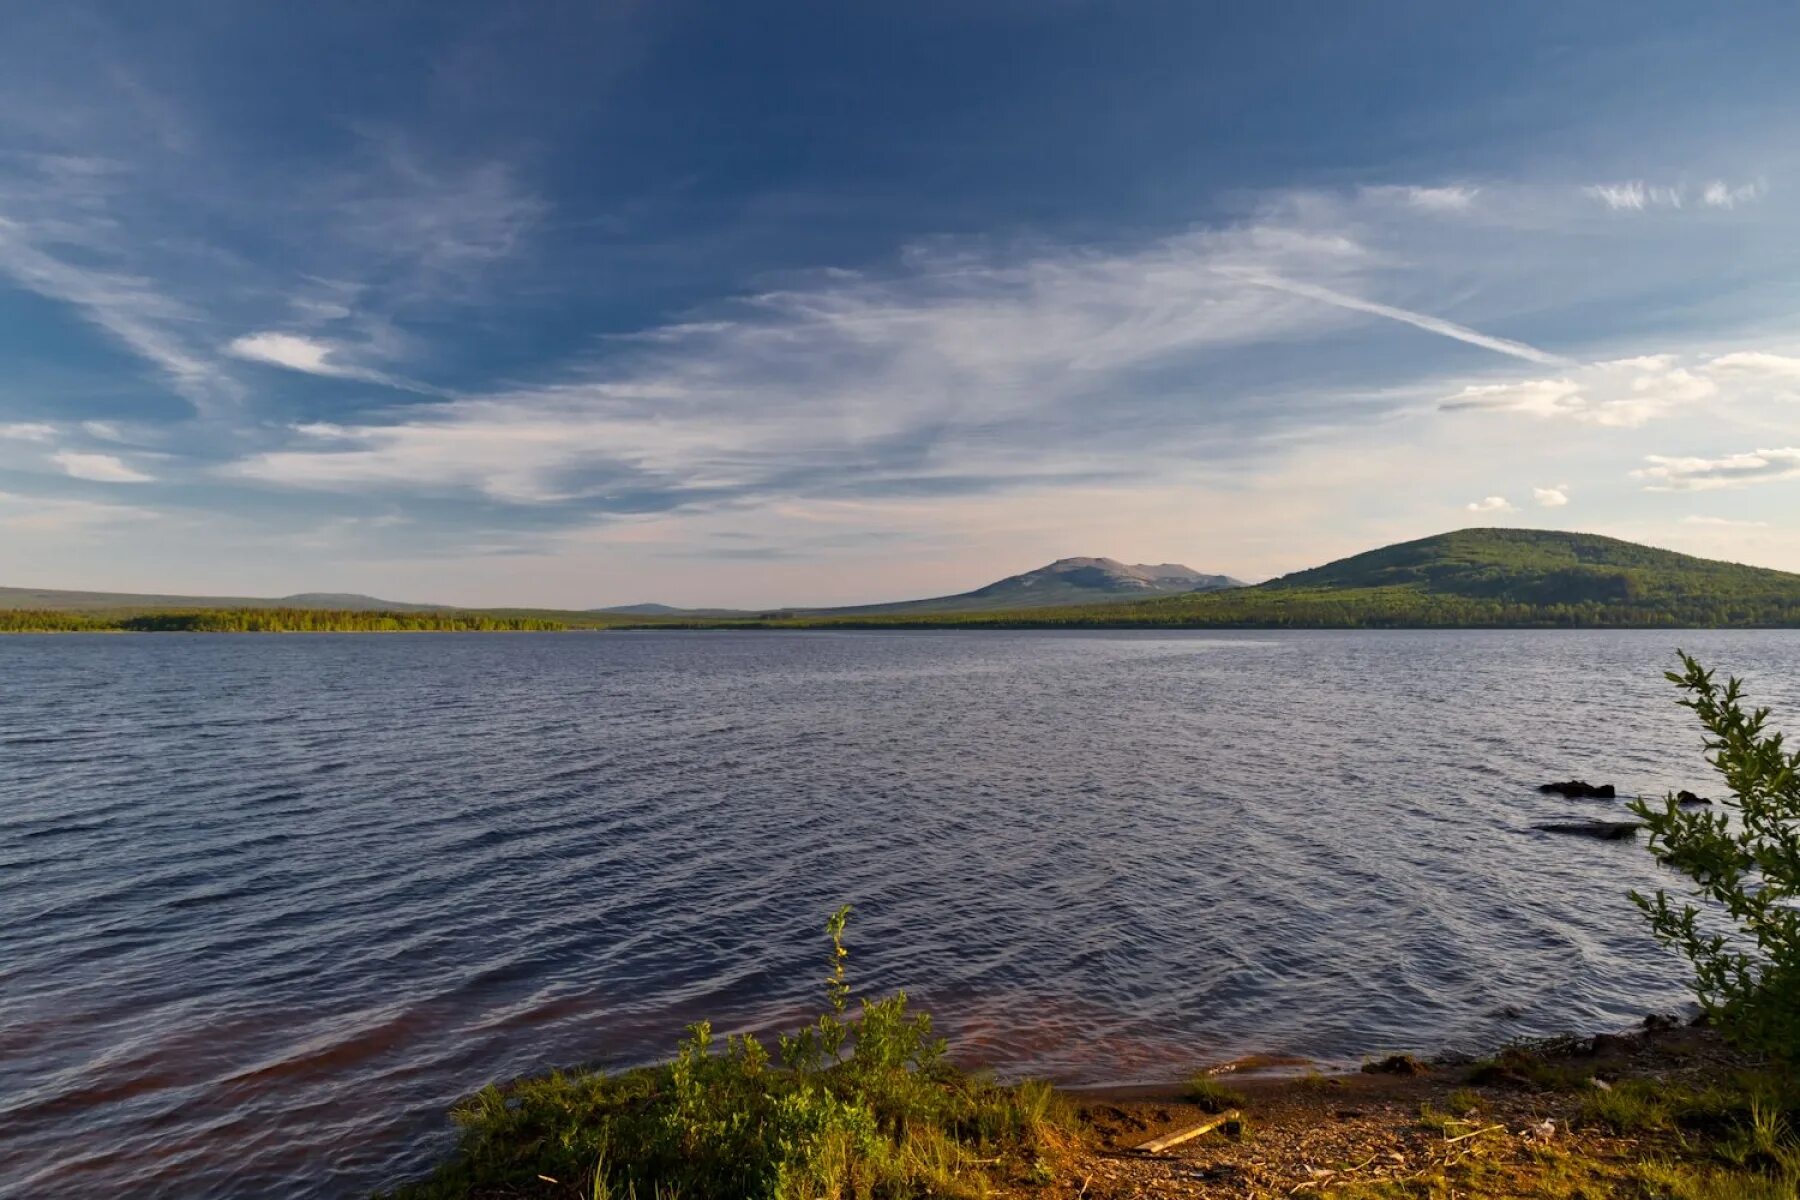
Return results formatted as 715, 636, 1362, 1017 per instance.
382, 1017, 1785, 1198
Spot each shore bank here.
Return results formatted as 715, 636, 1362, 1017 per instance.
383, 1019, 1793, 1200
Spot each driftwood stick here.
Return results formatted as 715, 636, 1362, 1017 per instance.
1133, 1109, 1240, 1154
1443, 1123, 1506, 1145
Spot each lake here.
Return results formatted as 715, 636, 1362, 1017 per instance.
4, 629, 1797, 1198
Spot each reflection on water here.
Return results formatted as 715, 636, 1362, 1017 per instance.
3, 628, 1797, 1198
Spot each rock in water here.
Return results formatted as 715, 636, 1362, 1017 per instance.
1538, 780, 1617, 799
1675, 790, 1713, 806
1535, 821, 1642, 840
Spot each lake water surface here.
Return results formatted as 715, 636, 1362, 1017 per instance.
5, 629, 1799, 1198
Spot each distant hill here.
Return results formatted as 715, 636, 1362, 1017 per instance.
0, 586, 438, 613
789, 557, 1242, 616
595, 603, 758, 617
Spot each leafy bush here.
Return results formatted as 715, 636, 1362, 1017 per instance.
383, 907, 1074, 1199
1630, 653, 1800, 1063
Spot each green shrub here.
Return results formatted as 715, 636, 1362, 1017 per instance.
1630, 654, 1800, 1064
382, 907, 1074, 1199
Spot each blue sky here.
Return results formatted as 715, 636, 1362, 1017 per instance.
3, 2, 1800, 607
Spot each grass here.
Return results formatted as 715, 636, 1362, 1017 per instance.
380, 908, 1077, 1200
1183, 1074, 1247, 1113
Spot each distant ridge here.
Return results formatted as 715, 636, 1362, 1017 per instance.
13, 530, 1798, 630
594, 557, 1241, 618
0, 586, 439, 613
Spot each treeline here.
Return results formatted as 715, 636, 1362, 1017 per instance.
618, 586, 1800, 630
0, 608, 565, 633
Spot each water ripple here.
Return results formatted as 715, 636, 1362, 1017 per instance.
3, 628, 1798, 1198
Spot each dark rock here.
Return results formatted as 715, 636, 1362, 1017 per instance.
1675, 790, 1713, 806
1538, 780, 1617, 799
1643, 1013, 1679, 1032
1362, 1053, 1428, 1076
1534, 821, 1642, 840
1588, 1033, 1633, 1057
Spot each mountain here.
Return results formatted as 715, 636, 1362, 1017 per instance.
0, 586, 437, 612
621, 529, 1800, 628
794, 557, 1242, 616
1029, 529, 1800, 627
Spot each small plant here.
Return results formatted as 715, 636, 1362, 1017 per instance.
1630, 654, 1800, 1064
383, 907, 1075, 1199
1446, 1087, 1484, 1115
1184, 1074, 1247, 1113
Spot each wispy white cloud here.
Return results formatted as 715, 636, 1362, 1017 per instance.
1701, 180, 1764, 209
1681, 515, 1769, 528
1216, 269, 1567, 364
0, 488, 154, 533
1465, 495, 1514, 513
224, 330, 441, 393
1635, 447, 1800, 491
51, 450, 154, 483
0, 421, 57, 441
220, 222, 1395, 501
0, 215, 237, 410
1584, 179, 1764, 213
1363, 184, 1480, 212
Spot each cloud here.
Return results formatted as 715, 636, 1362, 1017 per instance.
0, 216, 236, 410
1364, 185, 1480, 212
1466, 495, 1514, 513
230, 217, 1552, 505
1219, 269, 1567, 364
1708, 350, 1800, 379
1532, 485, 1569, 508
0, 488, 154, 533
0, 421, 57, 441
1583, 179, 1763, 213
324, 142, 544, 300
223, 330, 438, 393
1701, 180, 1764, 209
1680, 515, 1769, 528
0, 149, 248, 412
1583, 181, 1681, 211
1635, 448, 1800, 491
1439, 354, 1716, 426
50, 450, 154, 483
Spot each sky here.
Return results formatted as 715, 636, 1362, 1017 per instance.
3, 2, 1800, 608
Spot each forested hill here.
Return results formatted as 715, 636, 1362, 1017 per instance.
1265, 528, 1797, 604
